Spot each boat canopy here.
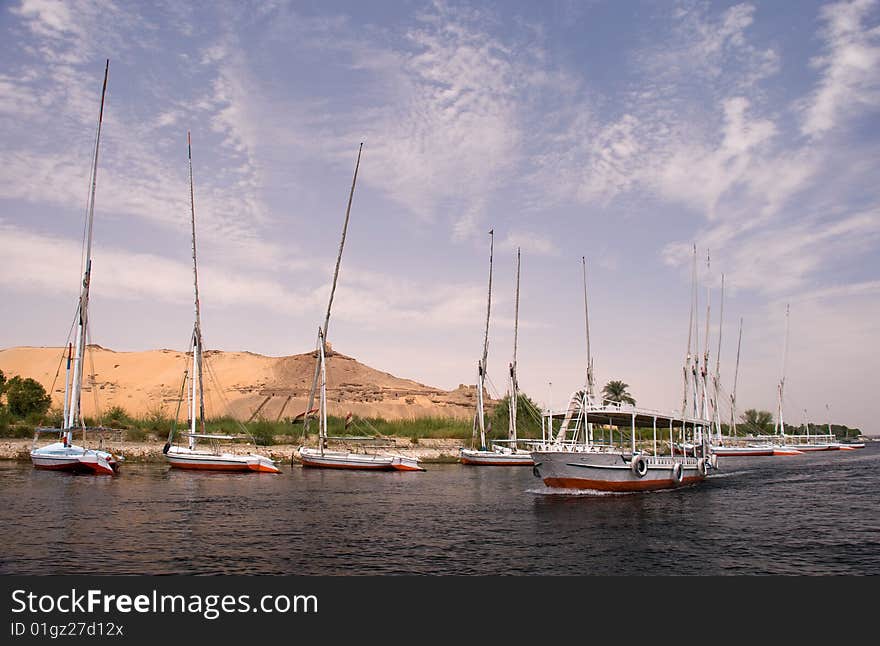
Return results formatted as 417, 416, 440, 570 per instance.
546, 402, 711, 428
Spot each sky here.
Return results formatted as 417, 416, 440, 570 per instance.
1, 0, 878, 433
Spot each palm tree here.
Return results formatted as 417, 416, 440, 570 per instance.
602, 380, 636, 406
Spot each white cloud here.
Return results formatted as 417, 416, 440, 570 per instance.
801, 0, 880, 137
496, 230, 558, 256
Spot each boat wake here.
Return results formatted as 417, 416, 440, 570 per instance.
527, 487, 636, 497
707, 469, 753, 479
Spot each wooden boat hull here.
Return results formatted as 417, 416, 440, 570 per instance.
459, 448, 534, 466
531, 450, 706, 492
165, 447, 280, 473
31, 443, 120, 476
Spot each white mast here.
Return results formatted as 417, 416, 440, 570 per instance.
508, 248, 520, 445
186, 131, 207, 450
713, 273, 724, 444
683, 245, 696, 418
62, 343, 72, 433
774, 304, 790, 439
582, 256, 594, 445
66, 59, 109, 441
475, 229, 494, 450
701, 251, 711, 427
318, 327, 328, 457
729, 317, 743, 437
302, 143, 363, 441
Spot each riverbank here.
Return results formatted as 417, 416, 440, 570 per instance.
0, 437, 466, 464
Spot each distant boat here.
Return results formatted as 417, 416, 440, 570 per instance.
768, 306, 841, 454
709, 315, 785, 457
460, 242, 533, 466
162, 133, 279, 474
295, 144, 423, 472
30, 60, 122, 476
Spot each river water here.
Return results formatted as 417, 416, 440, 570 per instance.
1, 444, 877, 575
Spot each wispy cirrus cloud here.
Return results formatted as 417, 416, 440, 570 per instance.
800, 0, 880, 137
496, 230, 558, 256
0, 222, 494, 332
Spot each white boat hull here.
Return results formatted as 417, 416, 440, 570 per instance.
459, 447, 534, 466
531, 450, 706, 492
165, 446, 280, 473
777, 444, 837, 452
712, 445, 777, 457
298, 447, 424, 471
31, 442, 120, 476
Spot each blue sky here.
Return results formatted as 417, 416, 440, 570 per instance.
1, 0, 878, 432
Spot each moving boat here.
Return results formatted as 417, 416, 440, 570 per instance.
295, 144, 423, 472
30, 60, 122, 476
532, 402, 713, 492
532, 252, 715, 492
162, 133, 279, 474
459, 242, 533, 466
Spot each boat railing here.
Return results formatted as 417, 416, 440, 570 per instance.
782, 433, 836, 444
186, 433, 236, 440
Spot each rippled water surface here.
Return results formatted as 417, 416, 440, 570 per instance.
1, 445, 878, 575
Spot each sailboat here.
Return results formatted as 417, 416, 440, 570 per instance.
162, 133, 279, 474
295, 144, 423, 472
460, 244, 533, 466
30, 60, 122, 476
769, 305, 837, 453
710, 316, 778, 457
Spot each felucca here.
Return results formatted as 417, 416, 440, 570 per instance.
162, 133, 279, 473
30, 60, 122, 476
460, 243, 533, 466
295, 144, 423, 472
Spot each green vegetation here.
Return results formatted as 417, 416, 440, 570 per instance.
0, 370, 863, 445
602, 380, 636, 405
489, 392, 544, 439
740, 409, 774, 433
5, 376, 51, 417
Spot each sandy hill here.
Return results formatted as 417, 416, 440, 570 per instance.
0, 346, 484, 422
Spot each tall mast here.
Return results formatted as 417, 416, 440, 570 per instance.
303, 144, 363, 440
66, 59, 109, 438
701, 250, 711, 425
318, 327, 327, 457
729, 317, 743, 436
508, 248, 520, 443
582, 256, 594, 399
187, 131, 207, 448
775, 304, 790, 437
682, 245, 696, 417
475, 229, 494, 450
713, 273, 724, 442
